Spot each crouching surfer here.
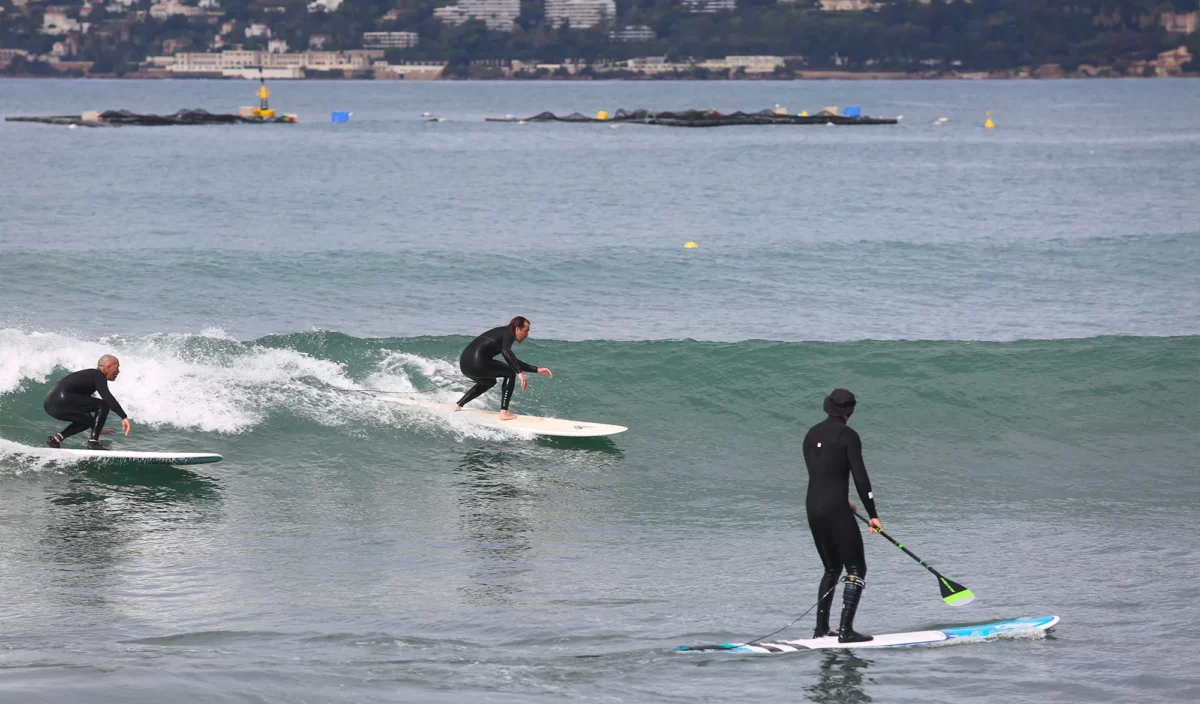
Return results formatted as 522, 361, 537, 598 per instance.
44, 355, 132, 450
453, 317, 552, 421
804, 388, 882, 643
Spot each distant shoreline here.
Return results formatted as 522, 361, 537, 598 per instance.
4, 71, 1198, 80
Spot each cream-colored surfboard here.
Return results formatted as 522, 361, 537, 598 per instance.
380, 396, 627, 437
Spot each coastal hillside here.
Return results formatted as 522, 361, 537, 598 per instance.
1, 0, 1197, 77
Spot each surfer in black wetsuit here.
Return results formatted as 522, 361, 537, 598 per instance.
44, 355, 133, 450
454, 317, 552, 421
803, 388, 883, 643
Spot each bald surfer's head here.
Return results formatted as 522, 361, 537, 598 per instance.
97, 355, 121, 381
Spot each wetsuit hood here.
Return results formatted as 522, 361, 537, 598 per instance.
823, 388, 857, 416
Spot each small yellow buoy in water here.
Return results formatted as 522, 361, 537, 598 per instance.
597, 110, 609, 121
252, 77, 274, 117
984, 110, 995, 129
684, 241, 699, 249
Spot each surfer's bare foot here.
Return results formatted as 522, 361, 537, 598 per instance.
498, 410, 517, 421
100, 429, 116, 435
452, 404, 462, 412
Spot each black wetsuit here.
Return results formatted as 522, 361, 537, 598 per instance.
455, 327, 538, 411
43, 369, 127, 441
803, 415, 878, 581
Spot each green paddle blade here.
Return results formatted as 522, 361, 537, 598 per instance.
939, 576, 975, 606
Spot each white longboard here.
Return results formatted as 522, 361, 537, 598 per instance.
48, 447, 223, 465
679, 616, 1060, 653
379, 396, 627, 438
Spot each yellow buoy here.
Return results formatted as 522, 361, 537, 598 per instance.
253, 79, 272, 118
597, 110, 609, 121
984, 110, 995, 129
683, 241, 699, 249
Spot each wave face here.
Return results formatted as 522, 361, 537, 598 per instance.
2, 329, 1194, 463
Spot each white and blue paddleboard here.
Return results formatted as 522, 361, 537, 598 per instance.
678, 616, 1059, 653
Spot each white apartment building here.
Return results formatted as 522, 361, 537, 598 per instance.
682, 0, 736, 12
610, 24, 655, 41
168, 50, 260, 71
149, 1, 209, 20
363, 31, 419, 48
697, 55, 784, 72
161, 49, 368, 77
818, 0, 879, 10
544, 0, 615, 29
433, 0, 520, 31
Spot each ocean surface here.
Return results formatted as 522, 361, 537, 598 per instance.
1, 77, 1198, 703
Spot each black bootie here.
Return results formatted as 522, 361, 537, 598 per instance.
812, 571, 839, 638
838, 576, 873, 644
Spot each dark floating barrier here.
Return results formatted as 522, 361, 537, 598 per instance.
6, 108, 298, 127
486, 107, 897, 127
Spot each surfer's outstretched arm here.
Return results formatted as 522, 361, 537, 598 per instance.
500, 327, 539, 374
93, 359, 132, 437
501, 325, 552, 390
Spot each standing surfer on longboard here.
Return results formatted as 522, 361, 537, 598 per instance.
803, 388, 883, 643
453, 317, 552, 421
44, 355, 132, 450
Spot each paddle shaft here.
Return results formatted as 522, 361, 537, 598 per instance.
853, 510, 952, 582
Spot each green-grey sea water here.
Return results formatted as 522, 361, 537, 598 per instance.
1, 78, 1199, 703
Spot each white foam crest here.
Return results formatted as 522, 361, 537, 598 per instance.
0, 329, 358, 434
113, 337, 354, 433
0, 330, 536, 441
197, 327, 236, 340
369, 351, 463, 391
0, 329, 96, 397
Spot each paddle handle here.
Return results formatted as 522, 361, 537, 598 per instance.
852, 510, 949, 581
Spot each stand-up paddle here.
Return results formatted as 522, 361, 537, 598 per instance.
853, 510, 974, 606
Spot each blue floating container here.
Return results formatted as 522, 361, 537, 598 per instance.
844, 106, 861, 117
331, 111, 350, 123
